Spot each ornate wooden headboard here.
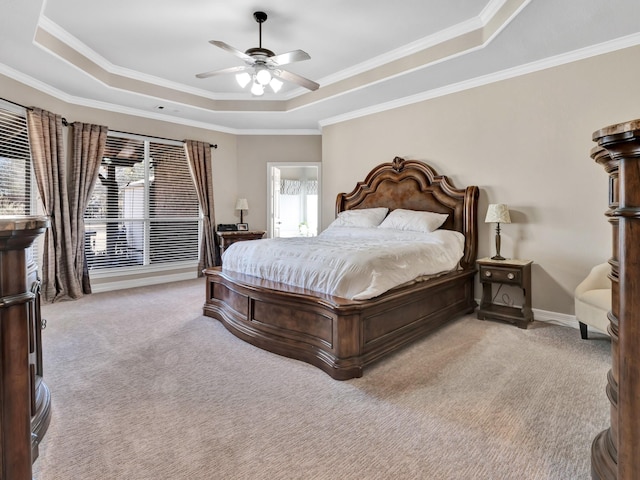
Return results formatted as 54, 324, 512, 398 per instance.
335, 156, 479, 269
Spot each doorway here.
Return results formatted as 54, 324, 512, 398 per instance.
267, 162, 321, 238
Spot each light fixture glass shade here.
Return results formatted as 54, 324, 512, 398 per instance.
255, 66, 272, 85
235, 198, 249, 211
269, 77, 283, 93
250, 81, 264, 96
236, 67, 283, 95
235, 72, 251, 88
485, 204, 511, 224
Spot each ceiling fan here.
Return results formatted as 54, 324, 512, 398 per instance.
196, 11, 319, 96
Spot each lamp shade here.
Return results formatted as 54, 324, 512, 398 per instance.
485, 204, 511, 224
235, 72, 252, 88
250, 81, 264, 96
269, 77, 283, 93
235, 198, 249, 211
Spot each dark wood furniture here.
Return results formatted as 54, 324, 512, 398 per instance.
590, 119, 640, 480
0, 216, 50, 480
216, 230, 265, 256
203, 157, 479, 380
477, 258, 533, 329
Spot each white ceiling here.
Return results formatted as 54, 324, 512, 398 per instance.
2, 0, 640, 134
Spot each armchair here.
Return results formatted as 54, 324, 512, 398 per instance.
574, 263, 611, 339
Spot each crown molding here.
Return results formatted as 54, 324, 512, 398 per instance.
320, 32, 640, 128
36, 16, 256, 102
35, 15, 304, 103
34, 0, 529, 113
315, 0, 527, 89
0, 63, 319, 135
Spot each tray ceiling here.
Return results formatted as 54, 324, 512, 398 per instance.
1, 0, 640, 134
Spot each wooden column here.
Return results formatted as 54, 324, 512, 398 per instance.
591, 120, 640, 480
0, 216, 49, 480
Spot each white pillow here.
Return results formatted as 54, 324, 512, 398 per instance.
378, 209, 448, 233
327, 207, 389, 228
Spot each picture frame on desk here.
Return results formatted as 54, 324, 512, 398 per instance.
237, 223, 248, 231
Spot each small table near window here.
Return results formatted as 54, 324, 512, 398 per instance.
477, 257, 534, 329
216, 231, 265, 259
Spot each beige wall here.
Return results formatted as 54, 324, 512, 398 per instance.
236, 135, 322, 231
322, 44, 640, 315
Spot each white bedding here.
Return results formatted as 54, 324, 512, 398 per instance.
221, 226, 465, 300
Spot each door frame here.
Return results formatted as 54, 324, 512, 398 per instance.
267, 162, 322, 239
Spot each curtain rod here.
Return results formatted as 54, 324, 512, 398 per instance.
1, 97, 217, 149
107, 129, 218, 149
1, 97, 70, 126
0, 96, 29, 111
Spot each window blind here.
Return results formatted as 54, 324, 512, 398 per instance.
0, 101, 32, 215
84, 133, 201, 272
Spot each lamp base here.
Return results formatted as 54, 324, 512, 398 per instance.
491, 254, 506, 261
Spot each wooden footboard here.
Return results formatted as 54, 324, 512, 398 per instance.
203, 267, 476, 380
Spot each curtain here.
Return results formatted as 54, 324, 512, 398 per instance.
26, 108, 73, 302
280, 179, 318, 195
70, 122, 108, 294
184, 140, 218, 274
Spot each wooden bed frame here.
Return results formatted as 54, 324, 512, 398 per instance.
203, 157, 479, 380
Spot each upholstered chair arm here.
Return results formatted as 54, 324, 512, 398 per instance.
575, 263, 611, 298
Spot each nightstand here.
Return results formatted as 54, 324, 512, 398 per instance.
216, 230, 265, 257
477, 257, 533, 329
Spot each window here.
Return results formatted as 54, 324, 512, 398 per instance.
84, 132, 200, 272
0, 100, 33, 215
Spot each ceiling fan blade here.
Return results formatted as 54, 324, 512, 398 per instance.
196, 65, 250, 79
273, 69, 319, 91
268, 49, 311, 66
209, 40, 253, 63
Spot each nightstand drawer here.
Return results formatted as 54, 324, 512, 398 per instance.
479, 266, 521, 284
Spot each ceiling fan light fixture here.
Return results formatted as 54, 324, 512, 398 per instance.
236, 72, 252, 88
196, 11, 319, 94
269, 77, 283, 93
255, 65, 272, 86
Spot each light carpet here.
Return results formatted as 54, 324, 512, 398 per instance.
32, 278, 610, 480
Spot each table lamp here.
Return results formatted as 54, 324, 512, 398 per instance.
485, 203, 511, 260
235, 198, 249, 224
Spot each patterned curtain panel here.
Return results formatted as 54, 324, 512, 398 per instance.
70, 122, 108, 294
280, 179, 317, 195
306, 180, 318, 195
26, 110, 107, 301
26, 108, 73, 302
184, 140, 218, 273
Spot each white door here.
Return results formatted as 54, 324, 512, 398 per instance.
271, 166, 281, 238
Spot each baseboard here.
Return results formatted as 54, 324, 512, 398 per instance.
531, 307, 579, 330
90, 271, 198, 293
474, 298, 579, 330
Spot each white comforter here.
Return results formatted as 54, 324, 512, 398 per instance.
221, 226, 465, 300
